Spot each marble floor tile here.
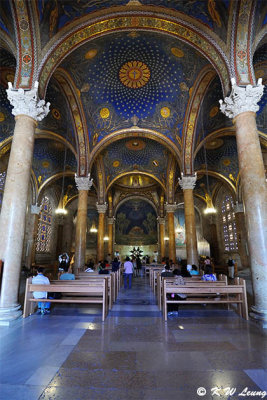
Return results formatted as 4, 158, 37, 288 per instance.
244, 369, 267, 391
0, 384, 46, 400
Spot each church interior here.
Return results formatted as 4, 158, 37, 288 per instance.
0, 1, 266, 399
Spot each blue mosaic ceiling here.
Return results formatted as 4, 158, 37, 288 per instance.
102, 137, 171, 187
61, 31, 208, 147
32, 139, 77, 187
38, 78, 76, 147
194, 136, 239, 183
37, 0, 229, 48
0, 0, 15, 41
194, 76, 233, 150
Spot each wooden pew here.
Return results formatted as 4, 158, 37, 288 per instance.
76, 273, 115, 309
157, 274, 227, 311
23, 277, 108, 321
162, 277, 248, 321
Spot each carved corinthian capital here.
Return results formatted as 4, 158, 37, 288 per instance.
157, 217, 165, 225
96, 202, 108, 214
6, 81, 50, 121
75, 173, 93, 191
107, 217, 115, 225
31, 204, 40, 215
219, 78, 264, 119
178, 173, 197, 190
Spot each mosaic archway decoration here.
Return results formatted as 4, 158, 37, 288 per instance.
182, 67, 216, 174
53, 68, 89, 176
38, 14, 230, 97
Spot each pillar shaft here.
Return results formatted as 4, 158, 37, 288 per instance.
97, 213, 105, 261
167, 212, 176, 262
0, 115, 36, 317
108, 222, 113, 256
234, 207, 249, 269
74, 190, 88, 273
235, 112, 267, 316
159, 222, 165, 260
184, 189, 198, 265
220, 79, 267, 325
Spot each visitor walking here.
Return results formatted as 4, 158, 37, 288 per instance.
124, 257, 134, 289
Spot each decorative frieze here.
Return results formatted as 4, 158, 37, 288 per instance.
6, 81, 50, 121
96, 202, 108, 214
165, 203, 178, 213
178, 173, 197, 190
75, 173, 93, 191
219, 78, 264, 119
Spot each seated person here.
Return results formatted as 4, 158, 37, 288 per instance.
59, 266, 75, 280
181, 265, 191, 277
190, 265, 199, 276
202, 265, 217, 281
99, 262, 109, 275
32, 267, 51, 315
161, 264, 174, 277
167, 269, 186, 316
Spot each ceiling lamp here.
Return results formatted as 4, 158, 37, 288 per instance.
103, 236, 109, 241
201, 113, 216, 215
55, 145, 68, 215
90, 222, 98, 233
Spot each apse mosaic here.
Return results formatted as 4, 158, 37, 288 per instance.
194, 76, 232, 149
102, 137, 169, 186
37, 0, 229, 48
174, 208, 186, 247
61, 32, 208, 147
115, 199, 157, 245
194, 136, 239, 183
32, 139, 77, 187
38, 78, 76, 147
253, 44, 267, 135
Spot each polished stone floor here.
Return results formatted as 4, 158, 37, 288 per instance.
0, 276, 266, 400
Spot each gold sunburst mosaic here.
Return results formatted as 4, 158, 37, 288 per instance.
119, 61, 150, 89
100, 108, 110, 119
160, 107, 170, 118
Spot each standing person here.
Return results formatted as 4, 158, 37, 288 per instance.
106, 254, 112, 265
227, 258, 235, 279
124, 257, 134, 289
136, 256, 142, 277
58, 253, 69, 272
111, 257, 120, 272
132, 256, 137, 277
32, 267, 51, 315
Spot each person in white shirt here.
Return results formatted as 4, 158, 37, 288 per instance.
124, 257, 134, 289
32, 267, 51, 314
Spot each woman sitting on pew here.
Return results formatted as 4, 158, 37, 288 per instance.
99, 262, 109, 275
201, 265, 217, 281
181, 265, 191, 278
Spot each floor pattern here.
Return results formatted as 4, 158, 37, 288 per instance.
0, 276, 266, 400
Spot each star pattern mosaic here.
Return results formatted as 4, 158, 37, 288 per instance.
62, 32, 208, 147
102, 137, 169, 185
194, 136, 239, 181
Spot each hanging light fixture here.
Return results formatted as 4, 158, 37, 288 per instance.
90, 221, 98, 233
201, 108, 216, 215
55, 145, 68, 215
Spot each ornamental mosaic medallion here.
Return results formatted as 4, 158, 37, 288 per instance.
119, 61, 150, 89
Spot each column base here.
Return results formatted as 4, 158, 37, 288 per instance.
250, 305, 267, 329
0, 304, 22, 326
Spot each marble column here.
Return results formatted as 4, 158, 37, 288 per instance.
25, 204, 40, 269
178, 173, 198, 266
234, 203, 249, 270
165, 204, 177, 262
0, 82, 50, 323
158, 217, 165, 260
74, 174, 93, 274
107, 217, 115, 257
220, 78, 267, 326
96, 203, 108, 262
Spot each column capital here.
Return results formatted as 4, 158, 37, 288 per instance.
165, 203, 178, 213
96, 202, 108, 214
157, 217, 165, 225
219, 78, 264, 119
31, 204, 40, 215
107, 217, 115, 224
178, 173, 197, 190
234, 202, 244, 213
6, 81, 50, 121
75, 173, 93, 191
